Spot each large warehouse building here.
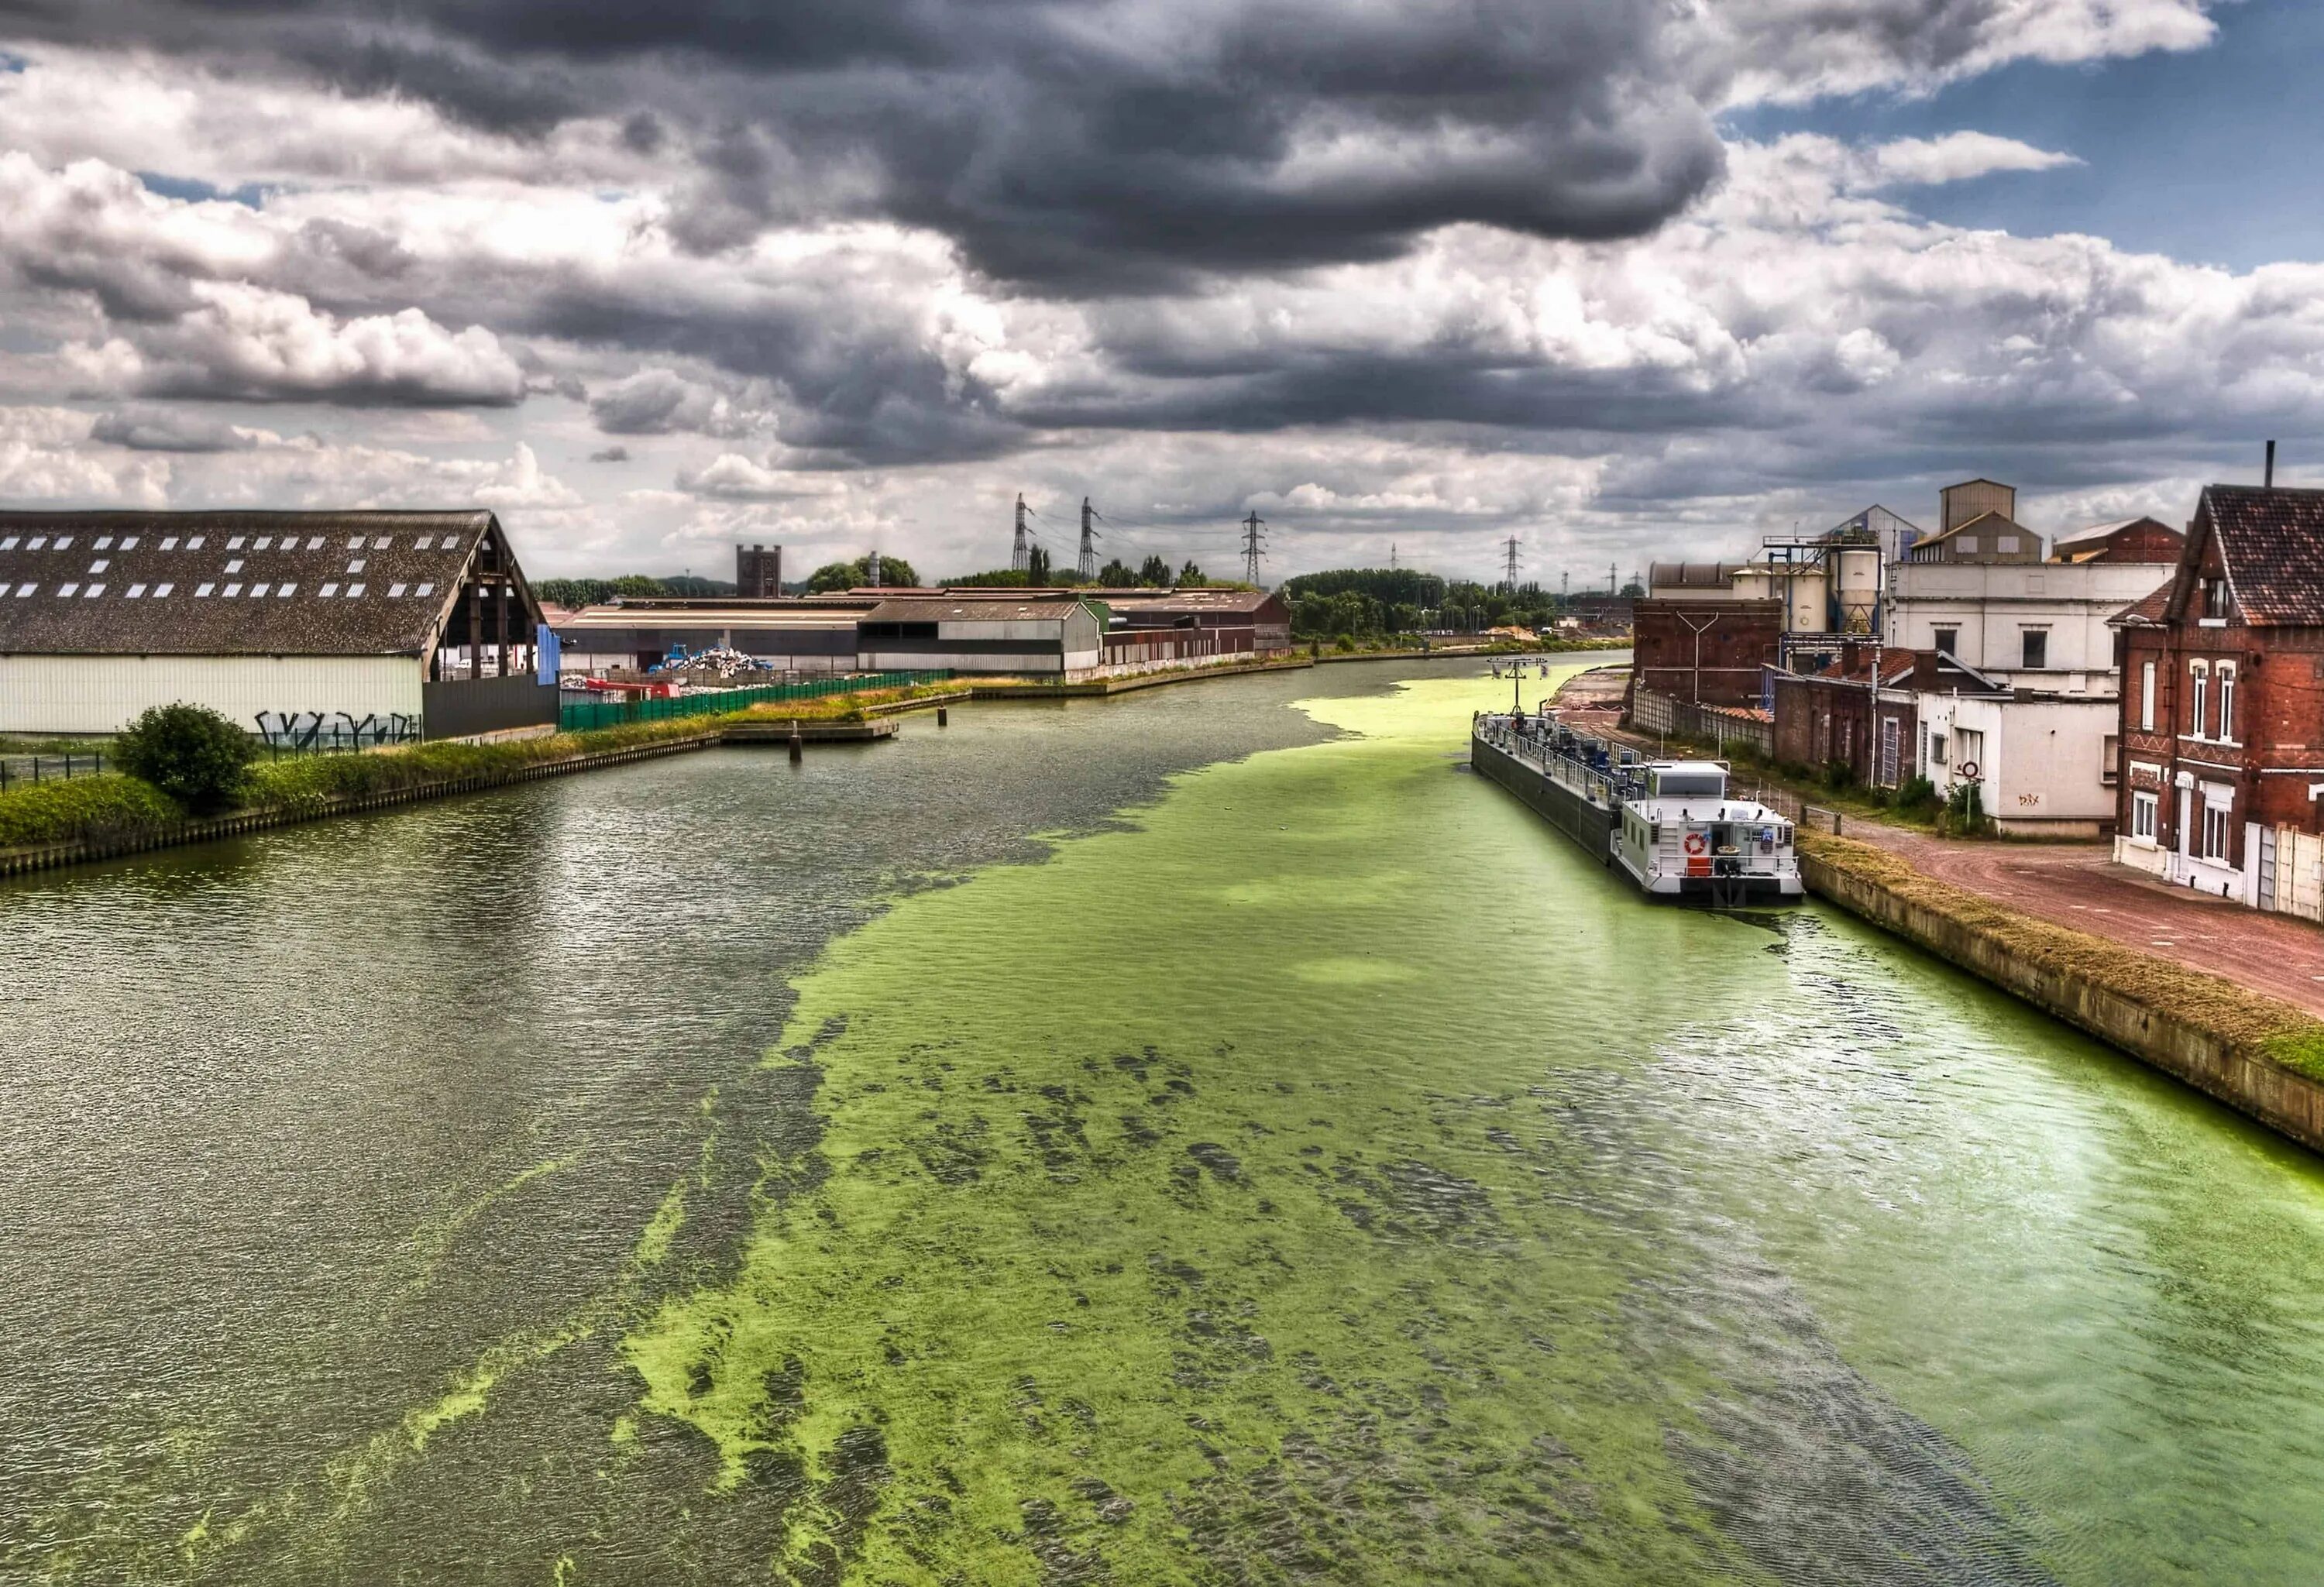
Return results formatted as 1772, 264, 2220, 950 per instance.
0, 509, 559, 739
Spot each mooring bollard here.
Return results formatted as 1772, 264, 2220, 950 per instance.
937, 706, 948, 727
788, 718, 803, 764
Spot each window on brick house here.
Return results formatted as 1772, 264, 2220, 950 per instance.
2204, 577, 2230, 620
2132, 790, 2157, 843
2140, 660, 2156, 732
2020, 629, 2048, 669
2201, 800, 2231, 861
2190, 660, 2209, 737
2217, 664, 2236, 742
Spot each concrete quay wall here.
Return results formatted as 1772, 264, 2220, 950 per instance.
1801, 848, 2324, 1155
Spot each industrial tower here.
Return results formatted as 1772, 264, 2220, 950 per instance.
1501, 534, 1521, 592
1078, 498, 1098, 580
1012, 493, 1031, 574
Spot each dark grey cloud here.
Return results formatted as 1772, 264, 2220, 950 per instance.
588, 443, 629, 462
1, 0, 1727, 289
89, 403, 262, 451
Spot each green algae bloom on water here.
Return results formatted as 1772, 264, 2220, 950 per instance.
624, 672, 1744, 1581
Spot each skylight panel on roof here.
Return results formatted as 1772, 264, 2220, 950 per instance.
223, 582, 242, 596
321, 582, 339, 596
228, 536, 246, 549
413, 535, 431, 550
88, 558, 107, 573
346, 558, 365, 573
161, 535, 178, 550
306, 536, 323, 550
195, 582, 214, 597
127, 583, 146, 598
346, 582, 366, 597
153, 582, 171, 598
0, 537, 15, 550
373, 536, 390, 550
225, 558, 244, 574
26, 536, 44, 549
57, 582, 76, 596
388, 582, 407, 597
53, 536, 68, 549
346, 535, 363, 549
95, 536, 112, 549
83, 584, 102, 598
13, 584, 32, 597
415, 582, 435, 596
120, 536, 137, 550
187, 535, 205, 550
250, 582, 270, 597
255, 536, 272, 550
277, 583, 295, 597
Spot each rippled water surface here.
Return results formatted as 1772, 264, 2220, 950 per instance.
7, 658, 2324, 1584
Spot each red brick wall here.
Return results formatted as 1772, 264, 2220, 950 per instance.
1632, 599, 1782, 706
1772, 674, 1918, 787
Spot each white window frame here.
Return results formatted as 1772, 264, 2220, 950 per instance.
2131, 790, 2158, 844
2189, 660, 2209, 739
2201, 799, 2231, 862
2140, 659, 2156, 733
2216, 663, 2236, 745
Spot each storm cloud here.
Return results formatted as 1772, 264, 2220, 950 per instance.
0, 0, 2281, 582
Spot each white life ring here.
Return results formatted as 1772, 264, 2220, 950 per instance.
1958, 760, 1981, 780
1683, 832, 1707, 856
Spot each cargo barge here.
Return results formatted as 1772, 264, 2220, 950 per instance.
1473, 708, 1800, 904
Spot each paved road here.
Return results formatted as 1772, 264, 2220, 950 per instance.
1848, 825, 2324, 1019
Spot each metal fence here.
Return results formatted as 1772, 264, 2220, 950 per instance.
0, 752, 107, 791
557, 670, 951, 733
1629, 686, 1776, 760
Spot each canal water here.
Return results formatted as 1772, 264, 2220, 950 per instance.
7, 658, 2324, 1585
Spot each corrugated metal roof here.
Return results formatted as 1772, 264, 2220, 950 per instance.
0, 510, 496, 656
866, 597, 1087, 622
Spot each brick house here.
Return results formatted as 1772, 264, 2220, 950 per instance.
1770, 644, 2002, 788
1631, 596, 1783, 706
2111, 485, 2324, 909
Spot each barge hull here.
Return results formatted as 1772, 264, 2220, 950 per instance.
1471, 734, 1615, 864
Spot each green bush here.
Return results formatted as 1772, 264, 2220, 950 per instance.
1821, 759, 1856, 792
0, 774, 183, 847
115, 703, 258, 812
1896, 775, 1939, 809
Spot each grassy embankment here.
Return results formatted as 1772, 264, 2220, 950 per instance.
0, 679, 973, 851
1803, 830, 2324, 1080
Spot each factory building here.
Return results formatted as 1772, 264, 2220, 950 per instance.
552, 598, 866, 675
0, 510, 557, 739
857, 596, 1105, 676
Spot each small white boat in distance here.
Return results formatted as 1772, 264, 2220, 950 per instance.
1611, 761, 1802, 903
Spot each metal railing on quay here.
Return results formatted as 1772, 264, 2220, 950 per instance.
556, 670, 952, 733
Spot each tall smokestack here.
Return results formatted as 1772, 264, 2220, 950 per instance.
2266, 439, 2277, 489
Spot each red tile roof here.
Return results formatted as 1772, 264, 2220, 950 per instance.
2200, 485, 2324, 626
2107, 580, 2174, 627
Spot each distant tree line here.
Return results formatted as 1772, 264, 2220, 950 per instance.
534, 574, 738, 606
1281, 566, 1637, 643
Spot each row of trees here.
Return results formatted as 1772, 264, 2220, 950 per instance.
534, 574, 737, 606
1281, 567, 1638, 642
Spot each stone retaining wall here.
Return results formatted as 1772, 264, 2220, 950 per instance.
1802, 849, 2324, 1153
